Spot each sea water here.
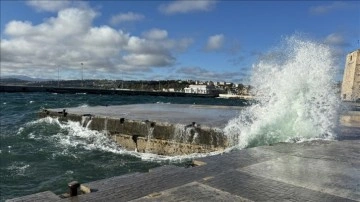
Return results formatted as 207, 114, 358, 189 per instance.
224, 36, 340, 148
0, 92, 245, 201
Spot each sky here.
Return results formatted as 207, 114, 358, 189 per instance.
0, 0, 359, 83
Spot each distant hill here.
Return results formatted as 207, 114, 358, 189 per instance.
0, 75, 49, 82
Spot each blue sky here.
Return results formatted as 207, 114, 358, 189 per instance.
1, 0, 359, 83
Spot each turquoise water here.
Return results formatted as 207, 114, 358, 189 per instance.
0, 92, 247, 201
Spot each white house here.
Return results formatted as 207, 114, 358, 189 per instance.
184, 85, 214, 94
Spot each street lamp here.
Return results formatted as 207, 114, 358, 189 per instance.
81, 63, 84, 87
57, 65, 60, 88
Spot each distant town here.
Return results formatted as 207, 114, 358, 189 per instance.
0, 77, 252, 98
1, 48, 359, 101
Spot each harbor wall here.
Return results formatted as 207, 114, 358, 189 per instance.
0, 85, 218, 98
39, 109, 227, 155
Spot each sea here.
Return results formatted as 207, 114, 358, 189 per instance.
0, 92, 247, 201
0, 36, 346, 201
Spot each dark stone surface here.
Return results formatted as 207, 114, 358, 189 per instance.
5, 191, 61, 202
8, 139, 360, 202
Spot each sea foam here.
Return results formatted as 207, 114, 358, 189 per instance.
224, 36, 340, 149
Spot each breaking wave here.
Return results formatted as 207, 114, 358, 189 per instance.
224, 36, 340, 149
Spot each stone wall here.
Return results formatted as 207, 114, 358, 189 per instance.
341, 49, 360, 101
39, 109, 228, 155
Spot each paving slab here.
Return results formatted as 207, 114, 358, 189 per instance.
239, 154, 360, 200
5, 191, 61, 202
203, 170, 354, 202
130, 182, 252, 202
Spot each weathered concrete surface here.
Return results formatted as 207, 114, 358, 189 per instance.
5, 191, 61, 202
39, 104, 243, 155
46, 104, 242, 128
7, 138, 359, 202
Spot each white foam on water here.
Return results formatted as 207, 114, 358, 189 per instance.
16, 127, 24, 135
7, 163, 30, 176
156, 101, 171, 104
224, 36, 340, 149
26, 116, 61, 126
65, 170, 74, 175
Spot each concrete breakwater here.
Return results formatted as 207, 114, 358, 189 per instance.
39, 104, 243, 155
1, 85, 218, 98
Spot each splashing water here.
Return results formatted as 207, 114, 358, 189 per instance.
224, 37, 340, 149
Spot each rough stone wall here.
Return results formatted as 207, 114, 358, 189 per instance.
39, 110, 228, 155
341, 50, 360, 101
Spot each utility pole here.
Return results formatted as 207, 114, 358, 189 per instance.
57, 65, 60, 88
81, 63, 84, 87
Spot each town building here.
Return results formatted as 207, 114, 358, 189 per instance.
341, 49, 360, 101
184, 84, 218, 94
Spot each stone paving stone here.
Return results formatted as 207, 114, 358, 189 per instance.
262, 140, 360, 165
5, 191, 60, 202
82, 172, 142, 192
63, 166, 202, 202
203, 170, 355, 202
239, 155, 360, 201
130, 182, 253, 202
199, 146, 285, 169
82, 165, 185, 193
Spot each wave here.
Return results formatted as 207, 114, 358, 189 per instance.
224, 36, 340, 149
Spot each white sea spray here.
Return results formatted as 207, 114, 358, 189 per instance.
224, 36, 340, 149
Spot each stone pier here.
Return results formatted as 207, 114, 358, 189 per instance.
39, 104, 243, 155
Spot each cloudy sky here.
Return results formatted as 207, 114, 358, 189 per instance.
1, 1, 359, 82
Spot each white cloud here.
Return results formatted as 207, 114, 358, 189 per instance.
27, 0, 71, 12
309, 2, 351, 15
143, 28, 168, 40
324, 33, 349, 47
159, 0, 217, 15
176, 66, 243, 82
204, 34, 224, 51
110, 12, 144, 25
1, 8, 192, 79
123, 54, 175, 67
